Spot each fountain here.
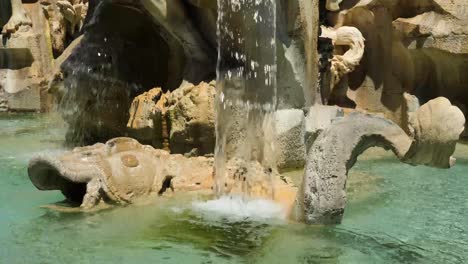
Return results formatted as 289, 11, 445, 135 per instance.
20, 0, 467, 226
214, 0, 278, 197
3, 0, 468, 262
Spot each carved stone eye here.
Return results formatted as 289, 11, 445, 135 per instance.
121, 154, 139, 167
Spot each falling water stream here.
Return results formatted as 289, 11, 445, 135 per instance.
215, 0, 278, 196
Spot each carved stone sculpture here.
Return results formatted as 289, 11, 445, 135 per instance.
303, 97, 465, 224
1, 0, 32, 34
320, 25, 365, 88
28, 137, 214, 209
28, 137, 297, 212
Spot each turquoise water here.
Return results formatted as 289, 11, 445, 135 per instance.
1, 114, 467, 263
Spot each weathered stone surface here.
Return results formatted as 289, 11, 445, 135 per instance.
320, 25, 365, 95
127, 87, 169, 148
57, 1, 173, 144
1, 0, 32, 34
303, 112, 412, 224
325, 0, 468, 128
28, 137, 214, 209
275, 109, 305, 170
167, 81, 216, 155
28, 137, 297, 212
304, 104, 344, 149
302, 98, 465, 224
0, 1, 54, 112
403, 97, 466, 168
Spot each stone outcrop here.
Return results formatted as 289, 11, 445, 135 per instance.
56, 1, 174, 144
127, 81, 216, 155
0, 0, 88, 112
51, 0, 322, 143
302, 97, 465, 224
28, 137, 297, 212
127, 87, 169, 148
167, 81, 216, 155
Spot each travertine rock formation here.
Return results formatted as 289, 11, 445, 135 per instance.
127, 81, 215, 155
167, 81, 216, 155
127, 87, 169, 148
302, 97, 465, 224
274, 109, 306, 170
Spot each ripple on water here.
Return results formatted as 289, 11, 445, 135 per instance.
1, 115, 468, 263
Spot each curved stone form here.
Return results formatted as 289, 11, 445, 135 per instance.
320, 25, 365, 87
404, 97, 466, 168
303, 97, 465, 224
303, 113, 412, 224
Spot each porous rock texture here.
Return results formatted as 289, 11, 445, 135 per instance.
302, 97, 466, 224
127, 87, 169, 148
127, 81, 216, 156
51, 0, 323, 145
167, 81, 216, 155
28, 137, 215, 209
274, 109, 306, 170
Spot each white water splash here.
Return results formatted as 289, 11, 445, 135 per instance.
192, 196, 286, 222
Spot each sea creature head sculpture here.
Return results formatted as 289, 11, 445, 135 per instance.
28, 138, 214, 209
28, 137, 297, 212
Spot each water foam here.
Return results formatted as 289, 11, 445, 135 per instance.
192, 196, 286, 222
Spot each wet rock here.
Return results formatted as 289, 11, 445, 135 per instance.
167, 81, 216, 155
57, 1, 172, 145
127, 87, 169, 148
304, 104, 344, 150
275, 109, 305, 170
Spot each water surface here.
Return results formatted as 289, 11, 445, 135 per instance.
1, 114, 467, 263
